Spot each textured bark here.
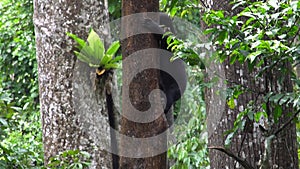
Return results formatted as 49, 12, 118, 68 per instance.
202, 0, 299, 168
119, 0, 168, 168
33, 0, 113, 168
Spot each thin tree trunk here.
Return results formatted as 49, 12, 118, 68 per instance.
33, 0, 114, 168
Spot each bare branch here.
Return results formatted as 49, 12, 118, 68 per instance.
208, 146, 255, 169
274, 109, 300, 136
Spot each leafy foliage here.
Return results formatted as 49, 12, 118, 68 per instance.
160, 0, 202, 25
0, 0, 38, 105
166, 34, 206, 68
203, 0, 300, 159
67, 29, 121, 74
168, 67, 209, 168
0, 0, 43, 168
108, 0, 122, 20
48, 150, 91, 169
159, 1, 210, 168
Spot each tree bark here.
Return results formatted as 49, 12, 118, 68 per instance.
202, 0, 299, 168
33, 0, 114, 168
119, 0, 169, 168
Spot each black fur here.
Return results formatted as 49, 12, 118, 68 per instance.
106, 91, 119, 169
142, 14, 187, 123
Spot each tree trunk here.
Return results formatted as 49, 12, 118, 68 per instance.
33, 0, 114, 168
202, 0, 299, 168
119, 0, 169, 168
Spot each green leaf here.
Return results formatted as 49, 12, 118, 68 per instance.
269, 93, 284, 104
217, 30, 228, 45
110, 55, 122, 63
245, 17, 255, 26
229, 54, 237, 65
240, 11, 256, 18
247, 110, 255, 121
103, 54, 114, 63
254, 111, 267, 122
274, 105, 282, 123
87, 29, 105, 62
262, 103, 267, 111
225, 132, 234, 148
246, 51, 261, 63
239, 49, 250, 57
203, 28, 217, 35
67, 32, 86, 49
251, 40, 261, 49
81, 45, 100, 65
216, 10, 224, 18
104, 63, 119, 69
106, 41, 120, 55
108, 5, 115, 14
227, 98, 235, 109
233, 89, 243, 99
74, 51, 93, 64
68, 29, 122, 70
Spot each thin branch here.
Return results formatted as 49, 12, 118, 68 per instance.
199, 0, 208, 8
208, 146, 255, 169
273, 109, 300, 136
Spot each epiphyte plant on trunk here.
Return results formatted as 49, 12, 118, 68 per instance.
67, 29, 121, 168
67, 29, 122, 75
